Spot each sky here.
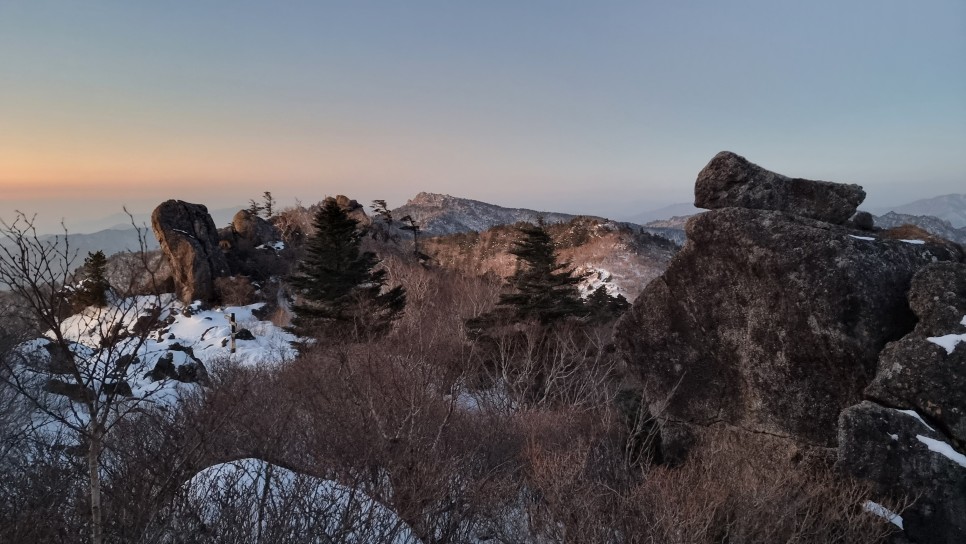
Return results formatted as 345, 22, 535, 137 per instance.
1, 1, 964, 233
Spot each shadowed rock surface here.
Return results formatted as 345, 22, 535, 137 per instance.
695, 151, 866, 224
865, 262, 966, 445
838, 402, 966, 544
152, 200, 230, 304
617, 207, 961, 447
228, 209, 281, 249
619, 151, 966, 542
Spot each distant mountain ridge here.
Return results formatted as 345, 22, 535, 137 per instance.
873, 212, 966, 245
425, 216, 679, 300
391, 192, 580, 236
878, 193, 966, 228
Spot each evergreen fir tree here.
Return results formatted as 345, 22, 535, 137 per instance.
497, 220, 585, 324
76, 250, 110, 307
585, 285, 631, 322
262, 191, 275, 218
289, 198, 405, 339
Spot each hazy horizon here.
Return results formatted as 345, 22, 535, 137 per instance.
2, 1, 964, 233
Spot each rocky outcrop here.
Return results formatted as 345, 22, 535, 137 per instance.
152, 200, 230, 304
618, 151, 966, 542
228, 209, 281, 249
330, 195, 371, 226
146, 349, 208, 384
837, 262, 966, 543
695, 151, 866, 224
865, 263, 966, 445
617, 207, 961, 447
838, 402, 966, 544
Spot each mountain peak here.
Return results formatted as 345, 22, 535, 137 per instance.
392, 193, 578, 236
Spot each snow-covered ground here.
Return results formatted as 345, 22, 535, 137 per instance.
183, 458, 422, 543
13, 295, 299, 438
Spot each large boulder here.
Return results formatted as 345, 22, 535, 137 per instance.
695, 151, 866, 225
838, 401, 966, 544
152, 200, 230, 304
330, 195, 371, 226
866, 263, 966, 445
617, 201, 962, 448
228, 209, 281, 249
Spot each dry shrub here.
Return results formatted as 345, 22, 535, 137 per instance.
215, 276, 256, 306
880, 224, 945, 244
627, 428, 901, 544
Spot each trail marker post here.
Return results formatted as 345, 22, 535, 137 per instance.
228, 313, 236, 354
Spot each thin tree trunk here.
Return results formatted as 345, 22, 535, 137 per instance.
88, 426, 104, 544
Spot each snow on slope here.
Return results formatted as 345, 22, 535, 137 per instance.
184, 458, 422, 543
14, 295, 298, 438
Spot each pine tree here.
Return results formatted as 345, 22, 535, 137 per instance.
262, 191, 275, 218
289, 198, 405, 339
497, 220, 585, 324
398, 215, 422, 256
585, 285, 630, 322
76, 250, 110, 307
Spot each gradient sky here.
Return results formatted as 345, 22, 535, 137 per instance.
1, 1, 964, 232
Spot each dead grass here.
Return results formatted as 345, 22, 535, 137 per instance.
880, 224, 945, 243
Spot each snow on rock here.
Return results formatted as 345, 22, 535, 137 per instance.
900, 239, 926, 245
917, 435, 966, 469
159, 300, 298, 367
256, 241, 286, 251
863, 501, 904, 529
575, 265, 622, 298
927, 333, 966, 355
895, 408, 936, 432
185, 458, 422, 543
849, 235, 876, 241
13, 296, 299, 439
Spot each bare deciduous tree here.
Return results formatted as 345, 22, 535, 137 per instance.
0, 211, 171, 544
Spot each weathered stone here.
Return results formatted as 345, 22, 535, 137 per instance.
103, 380, 133, 398
329, 195, 371, 226
42, 341, 74, 374
850, 211, 875, 231
616, 207, 962, 447
229, 209, 281, 249
43, 379, 95, 402
838, 401, 966, 544
866, 263, 966, 445
694, 151, 866, 224
152, 200, 230, 304
146, 351, 208, 384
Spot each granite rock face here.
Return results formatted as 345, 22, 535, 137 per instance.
618, 152, 966, 542
616, 207, 961, 447
865, 263, 966, 445
838, 402, 966, 544
152, 200, 230, 304
694, 151, 866, 225
230, 209, 281, 250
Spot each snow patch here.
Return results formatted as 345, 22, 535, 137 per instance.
927, 333, 966, 355
917, 435, 966, 468
186, 459, 422, 543
575, 265, 622, 298
863, 501, 903, 529
900, 239, 926, 245
895, 409, 935, 432
848, 235, 876, 241
256, 241, 285, 251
